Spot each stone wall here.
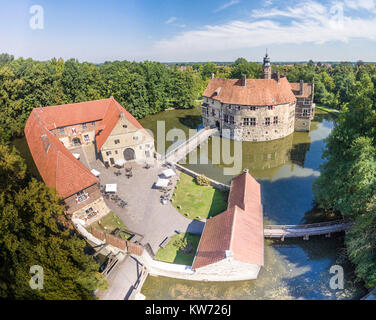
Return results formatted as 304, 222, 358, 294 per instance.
52, 121, 99, 149
72, 219, 144, 256
101, 116, 155, 166
134, 250, 261, 282
237, 102, 295, 141
294, 117, 311, 132
202, 98, 296, 142
174, 163, 230, 192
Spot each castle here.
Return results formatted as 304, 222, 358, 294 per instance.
201, 53, 315, 142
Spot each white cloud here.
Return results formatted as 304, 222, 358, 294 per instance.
152, 1, 376, 59
213, 0, 240, 13
264, 0, 273, 7
344, 0, 375, 10
165, 16, 177, 24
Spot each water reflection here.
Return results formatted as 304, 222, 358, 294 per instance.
141, 236, 365, 300
139, 108, 366, 300
182, 112, 333, 184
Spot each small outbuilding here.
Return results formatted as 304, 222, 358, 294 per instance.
192, 169, 264, 280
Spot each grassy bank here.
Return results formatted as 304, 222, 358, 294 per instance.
316, 105, 340, 114
89, 211, 132, 240
172, 172, 228, 220
154, 232, 201, 265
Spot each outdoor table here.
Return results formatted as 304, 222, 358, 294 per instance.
162, 168, 176, 178
155, 178, 169, 188
105, 184, 117, 193
115, 159, 126, 167
90, 169, 100, 177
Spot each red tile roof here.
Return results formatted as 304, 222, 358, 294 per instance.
290, 82, 313, 99
203, 77, 296, 106
192, 171, 264, 269
24, 111, 99, 199
24, 97, 148, 199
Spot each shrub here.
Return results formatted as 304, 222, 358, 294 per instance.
196, 174, 210, 186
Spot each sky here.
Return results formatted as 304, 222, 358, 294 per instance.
2, 0, 376, 63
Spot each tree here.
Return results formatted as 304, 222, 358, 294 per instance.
346, 198, 376, 288
0, 145, 107, 299
201, 62, 217, 79
0, 53, 14, 64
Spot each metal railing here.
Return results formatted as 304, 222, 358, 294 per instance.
264, 219, 350, 230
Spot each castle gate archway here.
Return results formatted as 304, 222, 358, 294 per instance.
123, 148, 136, 161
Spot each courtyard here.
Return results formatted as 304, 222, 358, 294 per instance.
73, 143, 204, 254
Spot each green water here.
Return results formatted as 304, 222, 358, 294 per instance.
139, 107, 367, 300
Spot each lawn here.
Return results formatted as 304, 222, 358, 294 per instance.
154, 232, 201, 265
315, 105, 340, 114
172, 172, 228, 220
89, 211, 132, 240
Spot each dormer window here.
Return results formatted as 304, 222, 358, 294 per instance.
214, 87, 221, 96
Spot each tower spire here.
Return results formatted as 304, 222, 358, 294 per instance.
262, 50, 271, 80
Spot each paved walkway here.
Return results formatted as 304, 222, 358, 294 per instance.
88, 159, 204, 253
83, 159, 204, 300
96, 255, 146, 300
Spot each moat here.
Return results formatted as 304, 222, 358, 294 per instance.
139, 106, 367, 300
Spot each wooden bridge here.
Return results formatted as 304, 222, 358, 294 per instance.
264, 220, 352, 240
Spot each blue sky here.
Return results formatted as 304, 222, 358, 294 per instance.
2, 0, 376, 62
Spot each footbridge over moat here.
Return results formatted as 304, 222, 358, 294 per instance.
163, 127, 218, 163
264, 220, 352, 240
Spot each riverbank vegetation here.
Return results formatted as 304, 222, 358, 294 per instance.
172, 172, 228, 220
0, 145, 107, 299
312, 69, 376, 289
154, 232, 200, 265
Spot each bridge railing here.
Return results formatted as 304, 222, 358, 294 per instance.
264, 219, 350, 230
163, 127, 215, 160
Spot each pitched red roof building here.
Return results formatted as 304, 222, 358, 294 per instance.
192, 170, 264, 272
24, 97, 149, 199
201, 53, 315, 141
203, 77, 296, 106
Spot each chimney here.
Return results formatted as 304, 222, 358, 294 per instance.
299, 80, 304, 95
211, 73, 215, 79
277, 71, 280, 83
241, 74, 246, 87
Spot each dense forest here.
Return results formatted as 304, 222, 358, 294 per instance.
1, 52, 376, 298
